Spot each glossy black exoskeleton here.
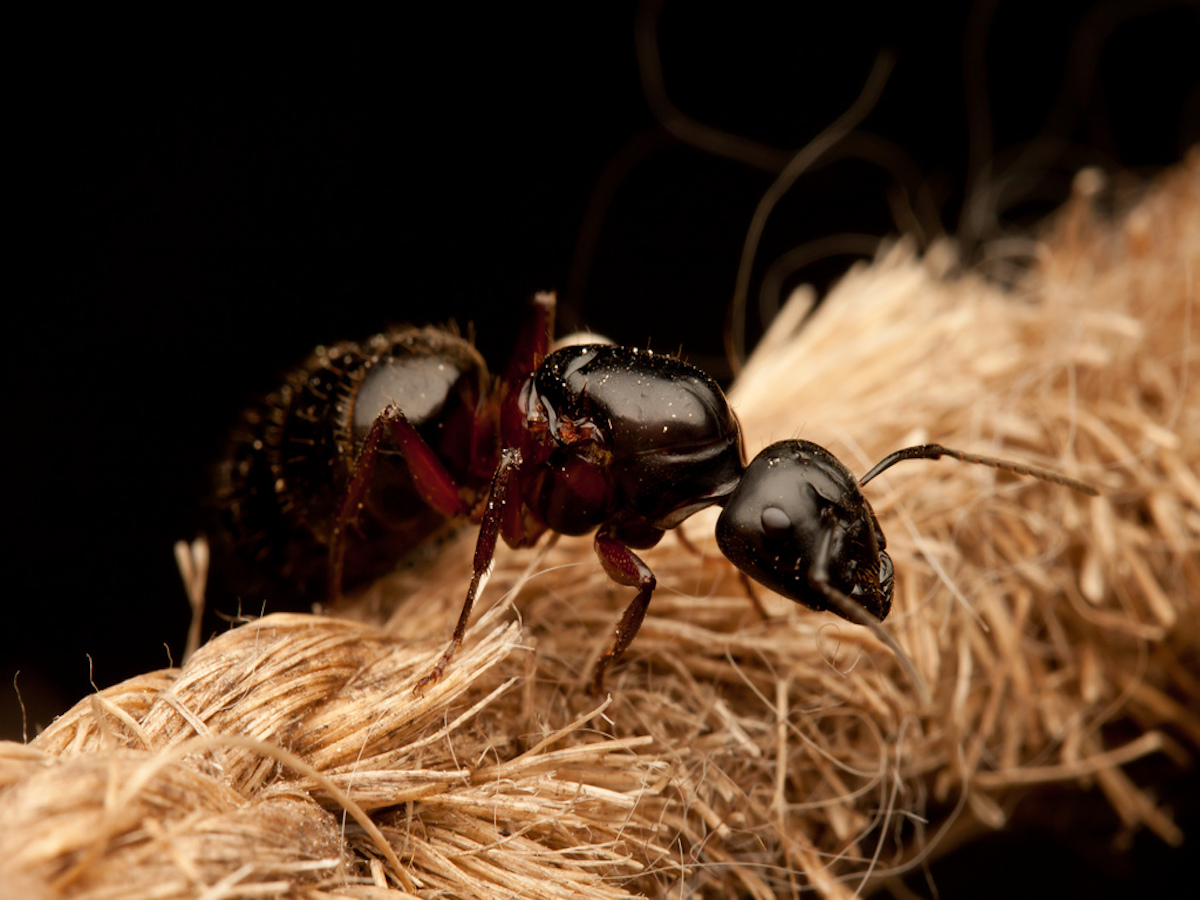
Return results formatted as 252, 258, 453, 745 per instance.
215, 325, 495, 603
711, 439, 1097, 699
218, 293, 1096, 696
715, 441, 895, 622
520, 343, 744, 538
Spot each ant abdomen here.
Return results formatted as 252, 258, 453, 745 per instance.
214, 325, 489, 604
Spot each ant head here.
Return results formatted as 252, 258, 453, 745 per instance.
717, 438, 1095, 626
714, 437, 1091, 707
716, 440, 893, 622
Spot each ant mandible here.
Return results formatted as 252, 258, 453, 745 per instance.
219, 293, 1096, 695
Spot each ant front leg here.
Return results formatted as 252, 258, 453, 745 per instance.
413, 447, 524, 694
736, 571, 772, 621
591, 529, 659, 694
329, 404, 470, 601
675, 526, 770, 621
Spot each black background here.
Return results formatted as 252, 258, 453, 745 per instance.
7, 2, 1198, 895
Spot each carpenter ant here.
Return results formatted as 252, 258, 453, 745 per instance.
218, 293, 1096, 696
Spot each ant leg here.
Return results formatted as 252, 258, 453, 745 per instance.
737, 571, 772, 621
591, 532, 658, 694
674, 525, 703, 557
502, 292, 556, 386
808, 523, 930, 705
413, 448, 523, 694
329, 404, 470, 601
463, 290, 554, 490
674, 526, 769, 620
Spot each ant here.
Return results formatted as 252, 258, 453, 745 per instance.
218, 293, 1096, 695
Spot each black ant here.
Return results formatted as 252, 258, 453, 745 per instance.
217, 293, 1096, 695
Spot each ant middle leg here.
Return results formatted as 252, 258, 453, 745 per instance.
413, 448, 524, 694
500, 291, 556, 387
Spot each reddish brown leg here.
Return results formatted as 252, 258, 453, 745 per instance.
502, 292, 555, 387
591, 530, 658, 694
413, 448, 524, 694
466, 294, 555, 486
329, 404, 470, 601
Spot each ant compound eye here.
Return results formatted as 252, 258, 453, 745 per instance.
760, 505, 791, 535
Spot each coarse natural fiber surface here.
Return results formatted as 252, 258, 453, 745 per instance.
3, 153, 1197, 899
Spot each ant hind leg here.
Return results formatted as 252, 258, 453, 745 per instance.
328, 404, 471, 602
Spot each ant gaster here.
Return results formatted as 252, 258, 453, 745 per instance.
218, 293, 1096, 696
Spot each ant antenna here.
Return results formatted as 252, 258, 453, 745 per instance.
859, 443, 1098, 495
810, 548, 932, 706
